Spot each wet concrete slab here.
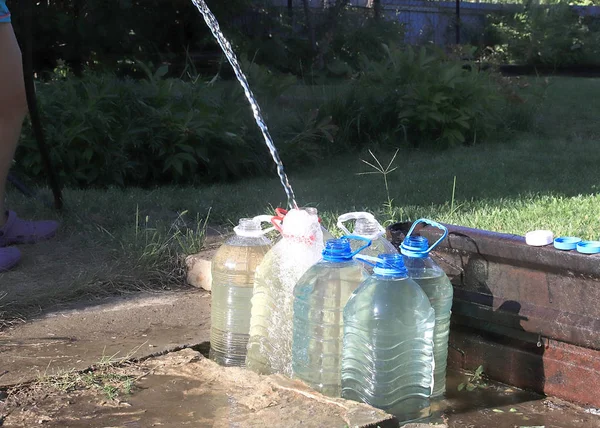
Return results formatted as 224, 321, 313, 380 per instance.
0, 290, 211, 386
1, 348, 396, 428
3, 346, 600, 428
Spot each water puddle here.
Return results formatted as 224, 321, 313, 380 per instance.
434, 370, 600, 427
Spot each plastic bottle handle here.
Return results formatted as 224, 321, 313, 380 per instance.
234, 215, 276, 237
342, 235, 372, 257
252, 215, 276, 235
354, 254, 381, 267
337, 212, 379, 236
404, 218, 449, 254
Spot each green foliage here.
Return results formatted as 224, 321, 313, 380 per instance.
16, 63, 336, 187
12, 0, 253, 77
236, 8, 405, 79
458, 365, 487, 391
486, 1, 600, 67
324, 44, 535, 148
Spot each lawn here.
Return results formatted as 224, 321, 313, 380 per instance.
2, 75, 599, 321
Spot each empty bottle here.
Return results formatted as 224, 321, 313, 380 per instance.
209, 216, 273, 367
341, 253, 435, 424
246, 208, 325, 376
337, 212, 397, 273
401, 219, 453, 398
292, 237, 370, 397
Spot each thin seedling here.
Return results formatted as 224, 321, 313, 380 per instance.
357, 149, 399, 222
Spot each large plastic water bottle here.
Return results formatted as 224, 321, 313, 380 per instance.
341, 253, 435, 424
401, 219, 453, 398
246, 208, 325, 376
292, 237, 370, 397
209, 216, 273, 367
337, 212, 397, 272
270, 207, 334, 242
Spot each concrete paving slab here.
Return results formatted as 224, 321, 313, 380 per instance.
0, 290, 211, 386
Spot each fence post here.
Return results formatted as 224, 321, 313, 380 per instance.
455, 0, 461, 44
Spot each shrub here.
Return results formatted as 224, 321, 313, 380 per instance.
15, 63, 337, 187
323, 44, 537, 148
485, 2, 600, 67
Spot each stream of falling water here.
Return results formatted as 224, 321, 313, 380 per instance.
191, 0, 298, 209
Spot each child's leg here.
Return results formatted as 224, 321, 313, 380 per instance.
0, 21, 28, 225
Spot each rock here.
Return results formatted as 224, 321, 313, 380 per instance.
185, 248, 218, 291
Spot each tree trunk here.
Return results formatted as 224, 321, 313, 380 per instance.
71, 0, 83, 76
314, 0, 349, 69
455, 0, 461, 44
374, 0, 381, 20
302, 0, 317, 54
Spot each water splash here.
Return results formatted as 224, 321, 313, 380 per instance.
191, 0, 298, 209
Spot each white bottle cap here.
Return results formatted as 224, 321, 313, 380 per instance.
525, 230, 554, 246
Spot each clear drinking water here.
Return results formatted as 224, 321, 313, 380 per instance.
341, 254, 435, 424
292, 238, 369, 397
209, 218, 272, 367
246, 208, 325, 376
401, 219, 453, 398
337, 212, 397, 273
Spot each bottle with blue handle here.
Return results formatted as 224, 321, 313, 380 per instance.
401, 219, 453, 398
292, 236, 370, 397
341, 253, 435, 424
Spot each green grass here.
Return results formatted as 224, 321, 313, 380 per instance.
9, 136, 600, 240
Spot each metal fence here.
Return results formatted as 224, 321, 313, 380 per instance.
267, 0, 600, 46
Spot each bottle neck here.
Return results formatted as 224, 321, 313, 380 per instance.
234, 218, 265, 238
354, 218, 383, 240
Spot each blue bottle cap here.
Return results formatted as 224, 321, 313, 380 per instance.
373, 254, 408, 277
576, 240, 600, 255
400, 236, 429, 258
322, 238, 353, 262
553, 236, 582, 251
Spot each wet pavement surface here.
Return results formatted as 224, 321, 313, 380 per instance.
2, 289, 600, 427
2, 346, 599, 427
436, 370, 600, 427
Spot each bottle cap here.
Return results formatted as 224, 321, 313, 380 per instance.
576, 240, 600, 254
400, 236, 429, 258
553, 236, 581, 251
525, 230, 554, 246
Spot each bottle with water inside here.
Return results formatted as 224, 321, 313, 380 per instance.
401, 219, 453, 398
246, 208, 325, 376
292, 237, 370, 397
210, 216, 273, 367
337, 212, 397, 273
341, 253, 435, 424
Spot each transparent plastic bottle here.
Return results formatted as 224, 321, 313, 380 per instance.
246, 208, 325, 376
292, 237, 370, 397
290, 207, 334, 241
341, 254, 435, 424
401, 219, 453, 398
337, 212, 397, 273
209, 217, 273, 367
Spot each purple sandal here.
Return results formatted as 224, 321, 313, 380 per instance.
0, 211, 59, 247
0, 247, 21, 272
